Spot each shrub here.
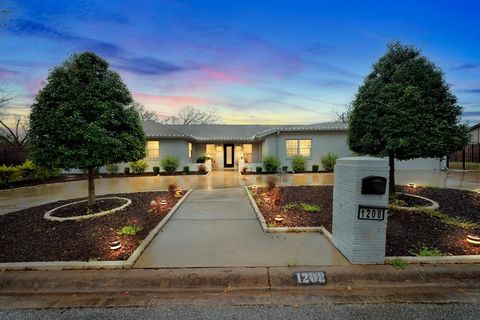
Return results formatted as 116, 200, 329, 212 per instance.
301, 203, 320, 212
106, 163, 119, 174
0, 165, 18, 186
291, 155, 306, 173
263, 155, 280, 173
312, 164, 319, 172
282, 165, 288, 173
241, 167, 247, 174
118, 225, 142, 236
168, 183, 178, 192
161, 156, 180, 174
130, 159, 148, 174
124, 167, 130, 174
94, 167, 100, 176
256, 166, 263, 173
183, 166, 190, 174
320, 153, 338, 172
196, 156, 207, 163
153, 166, 160, 174
197, 164, 207, 174
18, 160, 36, 180
266, 176, 277, 191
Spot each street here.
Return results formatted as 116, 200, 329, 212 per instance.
2, 303, 479, 320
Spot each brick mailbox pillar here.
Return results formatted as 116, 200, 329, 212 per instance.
332, 157, 389, 264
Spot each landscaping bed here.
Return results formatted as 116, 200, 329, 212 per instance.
0, 191, 185, 262
250, 185, 480, 256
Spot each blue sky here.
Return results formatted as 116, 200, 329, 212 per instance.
1, 0, 479, 124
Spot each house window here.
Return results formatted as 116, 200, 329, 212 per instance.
206, 144, 215, 158
188, 143, 193, 158
299, 140, 311, 157
242, 144, 253, 163
286, 139, 311, 158
286, 140, 298, 158
147, 141, 159, 158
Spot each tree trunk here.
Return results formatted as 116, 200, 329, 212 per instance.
87, 167, 96, 206
389, 154, 395, 197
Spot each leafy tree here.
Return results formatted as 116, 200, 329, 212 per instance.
348, 42, 469, 195
29, 52, 146, 205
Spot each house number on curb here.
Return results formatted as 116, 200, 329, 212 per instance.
294, 272, 326, 285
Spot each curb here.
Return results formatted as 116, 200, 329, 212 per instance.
1, 264, 480, 295
244, 186, 333, 240
0, 189, 193, 271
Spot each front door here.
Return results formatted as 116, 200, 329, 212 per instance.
224, 144, 234, 168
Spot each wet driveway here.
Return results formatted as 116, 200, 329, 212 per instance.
1, 169, 479, 215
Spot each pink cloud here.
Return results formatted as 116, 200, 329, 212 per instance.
199, 65, 246, 83
133, 92, 214, 108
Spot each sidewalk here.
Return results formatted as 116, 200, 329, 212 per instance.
133, 188, 347, 268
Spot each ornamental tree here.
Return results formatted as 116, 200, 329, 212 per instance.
348, 42, 469, 195
29, 52, 146, 205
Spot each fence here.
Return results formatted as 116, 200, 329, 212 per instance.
448, 144, 480, 170
0, 147, 29, 165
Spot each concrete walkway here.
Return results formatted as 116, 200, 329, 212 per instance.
1, 169, 479, 215
133, 188, 348, 268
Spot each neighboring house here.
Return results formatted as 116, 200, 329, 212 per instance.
135, 121, 444, 172
469, 122, 480, 144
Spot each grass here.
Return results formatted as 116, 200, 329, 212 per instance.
300, 203, 320, 212
283, 203, 297, 210
389, 198, 407, 207
410, 246, 443, 257
417, 208, 479, 229
287, 261, 298, 268
118, 225, 142, 236
389, 258, 408, 270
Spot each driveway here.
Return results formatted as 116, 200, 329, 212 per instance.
133, 188, 348, 267
1, 169, 479, 215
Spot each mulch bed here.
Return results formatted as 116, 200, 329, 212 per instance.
251, 186, 333, 230
251, 186, 480, 256
0, 191, 185, 262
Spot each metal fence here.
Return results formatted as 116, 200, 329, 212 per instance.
447, 144, 480, 170
0, 147, 29, 166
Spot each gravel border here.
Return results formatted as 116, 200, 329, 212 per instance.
0, 189, 193, 271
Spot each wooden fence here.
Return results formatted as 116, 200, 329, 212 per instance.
0, 147, 29, 166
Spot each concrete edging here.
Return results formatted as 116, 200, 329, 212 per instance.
386, 255, 480, 264
244, 186, 332, 239
44, 197, 132, 222
0, 189, 193, 271
390, 192, 439, 211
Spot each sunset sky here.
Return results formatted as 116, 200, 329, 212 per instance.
1, 0, 479, 125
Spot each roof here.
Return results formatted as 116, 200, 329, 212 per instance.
470, 122, 480, 131
142, 121, 348, 142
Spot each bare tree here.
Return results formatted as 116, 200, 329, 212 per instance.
0, 114, 28, 147
334, 105, 352, 123
131, 101, 160, 122
161, 106, 221, 125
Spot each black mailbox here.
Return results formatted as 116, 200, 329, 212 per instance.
361, 176, 387, 195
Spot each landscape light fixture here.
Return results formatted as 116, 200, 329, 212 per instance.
275, 214, 284, 222
160, 199, 167, 206
110, 240, 121, 250
467, 235, 480, 246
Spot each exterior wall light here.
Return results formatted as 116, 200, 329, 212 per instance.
467, 234, 480, 246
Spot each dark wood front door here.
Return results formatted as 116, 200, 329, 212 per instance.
224, 144, 234, 168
